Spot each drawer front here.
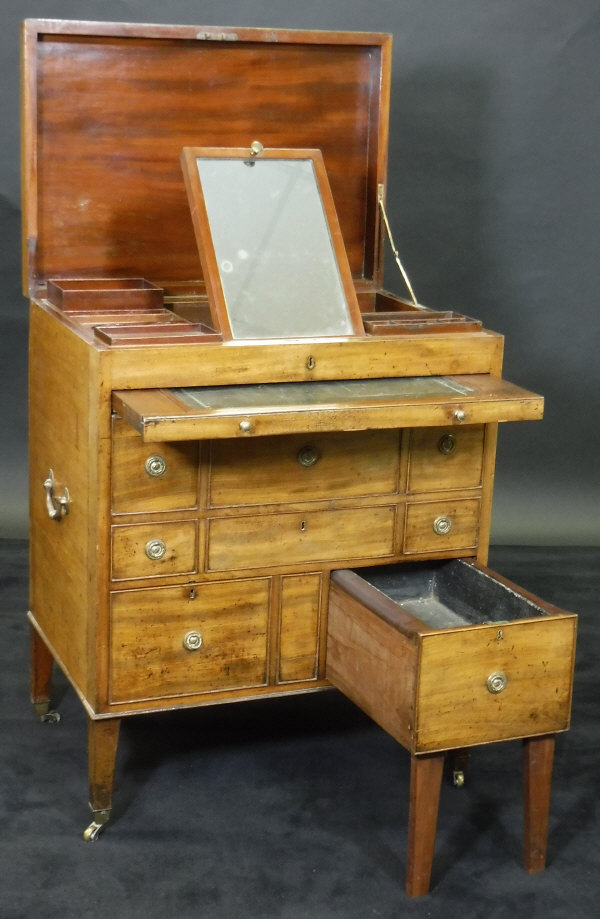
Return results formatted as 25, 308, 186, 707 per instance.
208, 430, 400, 506
112, 520, 197, 580
278, 573, 322, 683
112, 417, 198, 514
416, 618, 576, 751
326, 562, 576, 754
207, 506, 396, 572
404, 498, 480, 554
109, 579, 270, 703
408, 425, 484, 493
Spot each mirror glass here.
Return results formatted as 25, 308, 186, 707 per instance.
195, 157, 355, 339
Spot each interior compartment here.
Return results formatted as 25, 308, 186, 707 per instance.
355, 559, 560, 628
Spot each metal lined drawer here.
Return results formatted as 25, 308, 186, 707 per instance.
327, 560, 576, 753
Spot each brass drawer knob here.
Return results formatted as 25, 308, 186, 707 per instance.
487, 672, 507, 694
145, 538, 166, 560
453, 408, 467, 422
183, 630, 203, 651
297, 445, 320, 468
438, 433, 456, 455
145, 455, 167, 477
433, 515, 452, 536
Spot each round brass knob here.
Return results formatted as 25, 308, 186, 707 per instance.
438, 433, 456, 455
433, 516, 452, 536
183, 630, 203, 651
487, 672, 507, 694
297, 445, 320, 468
145, 455, 167, 477
145, 538, 166, 560
239, 420, 253, 434
453, 408, 467, 422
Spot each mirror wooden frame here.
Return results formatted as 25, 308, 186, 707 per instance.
180, 146, 365, 340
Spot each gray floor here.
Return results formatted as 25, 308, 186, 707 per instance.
1, 541, 598, 919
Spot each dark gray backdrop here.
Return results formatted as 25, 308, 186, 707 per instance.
1, 0, 598, 543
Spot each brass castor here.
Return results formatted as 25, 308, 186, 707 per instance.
33, 701, 61, 724
453, 769, 465, 788
83, 808, 111, 842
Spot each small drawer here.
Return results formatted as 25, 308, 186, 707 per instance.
207, 506, 396, 572
408, 425, 484, 493
327, 560, 576, 753
404, 498, 480, 554
112, 520, 197, 580
111, 417, 198, 514
208, 430, 400, 507
109, 578, 270, 702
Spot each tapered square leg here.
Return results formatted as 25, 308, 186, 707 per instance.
30, 625, 60, 722
406, 751, 445, 897
523, 734, 555, 873
84, 717, 121, 841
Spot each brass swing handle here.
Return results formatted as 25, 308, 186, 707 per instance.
44, 469, 70, 520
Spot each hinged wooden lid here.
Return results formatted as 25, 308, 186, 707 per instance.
21, 20, 391, 298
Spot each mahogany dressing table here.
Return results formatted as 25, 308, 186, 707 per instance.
22, 20, 576, 897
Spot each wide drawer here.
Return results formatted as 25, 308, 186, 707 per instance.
327, 560, 576, 753
109, 579, 270, 703
206, 505, 397, 571
208, 430, 400, 506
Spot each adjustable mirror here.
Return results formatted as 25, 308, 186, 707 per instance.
181, 146, 364, 340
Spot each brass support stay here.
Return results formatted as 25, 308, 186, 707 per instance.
377, 184, 419, 307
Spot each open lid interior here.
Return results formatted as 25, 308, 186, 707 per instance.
22, 20, 391, 299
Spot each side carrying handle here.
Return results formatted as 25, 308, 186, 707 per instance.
44, 469, 70, 520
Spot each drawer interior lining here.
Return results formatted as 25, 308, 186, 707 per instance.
355, 560, 551, 629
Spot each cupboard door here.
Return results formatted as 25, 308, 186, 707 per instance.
278, 573, 322, 683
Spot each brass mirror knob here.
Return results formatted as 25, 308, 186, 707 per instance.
433, 516, 452, 536
183, 630, 203, 651
297, 445, 320, 468
487, 672, 507, 694
145, 538, 166, 560
145, 455, 167, 477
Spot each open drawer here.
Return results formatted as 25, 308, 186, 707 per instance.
112, 374, 543, 441
327, 560, 576, 753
